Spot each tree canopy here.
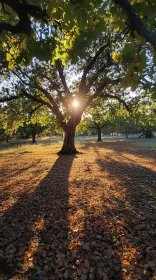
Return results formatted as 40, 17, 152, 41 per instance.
1, 0, 156, 65
0, 0, 156, 153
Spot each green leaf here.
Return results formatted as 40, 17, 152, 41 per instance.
10, 48, 15, 55
6, 53, 12, 61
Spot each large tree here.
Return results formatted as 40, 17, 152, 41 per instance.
0, 1, 155, 153
0, 53, 152, 154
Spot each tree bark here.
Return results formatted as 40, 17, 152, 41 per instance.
94, 122, 102, 141
6, 135, 9, 143
58, 125, 78, 154
97, 126, 102, 141
19, 128, 24, 139
58, 114, 81, 154
31, 127, 36, 143
125, 129, 128, 139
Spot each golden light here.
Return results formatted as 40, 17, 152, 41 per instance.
73, 99, 79, 107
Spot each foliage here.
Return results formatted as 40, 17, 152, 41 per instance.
0, 97, 59, 140
109, 96, 156, 137
0, 0, 156, 152
0, 0, 155, 75
134, 99, 156, 137
77, 93, 156, 138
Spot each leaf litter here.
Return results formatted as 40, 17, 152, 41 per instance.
0, 140, 156, 280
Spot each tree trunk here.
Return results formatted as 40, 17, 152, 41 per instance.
20, 132, 24, 139
58, 125, 78, 154
58, 113, 82, 155
6, 135, 9, 143
58, 110, 82, 155
97, 126, 102, 141
31, 128, 36, 143
94, 122, 102, 141
19, 129, 24, 139
125, 129, 128, 139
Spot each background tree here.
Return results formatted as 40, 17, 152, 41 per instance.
0, 1, 156, 153
134, 98, 156, 138
0, 98, 25, 142
82, 99, 116, 141
106, 95, 156, 138
0, 97, 58, 143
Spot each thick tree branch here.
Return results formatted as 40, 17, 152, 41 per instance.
22, 90, 66, 130
83, 92, 99, 111
0, 94, 22, 102
14, 67, 66, 129
21, 90, 52, 109
17, 65, 69, 108
38, 71, 68, 106
96, 78, 122, 93
79, 43, 109, 93
0, 0, 48, 35
83, 78, 121, 111
99, 93, 132, 113
15, 68, 59, 109
87, 61, 115, 88
56, 59, 72, 97
93, 121, 100, 128
13, 71, 30, 86
29, 104, 43, 119
115, 0, 156, 48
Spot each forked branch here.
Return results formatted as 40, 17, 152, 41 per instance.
115, 0, 156, 48
79, 42, 110, 93
56, 59, 72, 97
0, 0, 48, 35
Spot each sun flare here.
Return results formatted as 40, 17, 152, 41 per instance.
73, 99, 79, 107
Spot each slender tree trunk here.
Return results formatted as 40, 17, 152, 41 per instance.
21, 132, 24, 139
94, 122, 102, 141
31, 127, 36, 143
18, 129, 24, 139
97, 126, 102, 141
125, 129, 128, 139
6, 135, 9, 143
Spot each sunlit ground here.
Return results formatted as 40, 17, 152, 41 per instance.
0, 137, 156, 280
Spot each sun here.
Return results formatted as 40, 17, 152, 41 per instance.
73, 99, 79, 107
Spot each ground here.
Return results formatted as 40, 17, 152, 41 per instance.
0, 137, 156, 280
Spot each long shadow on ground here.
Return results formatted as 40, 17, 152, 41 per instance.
0, 155, 74, 280
1, 141, 156, 280
96, 140, 156, 160
93, 143, 156, 280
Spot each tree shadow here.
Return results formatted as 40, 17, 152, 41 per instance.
0, 155, 75, 279
94, 139, 156, 160
94, 145, 156, 279
69, 179, 124, 279
1, 141, 155, 280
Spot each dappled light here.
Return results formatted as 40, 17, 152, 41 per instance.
0, 144, 59, 213
0, 139, 156, 279
0, 0, 156, 277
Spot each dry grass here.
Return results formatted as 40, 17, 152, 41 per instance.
0, 138, 156, 280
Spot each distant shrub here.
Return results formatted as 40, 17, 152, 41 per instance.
144, 129, 154, 138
